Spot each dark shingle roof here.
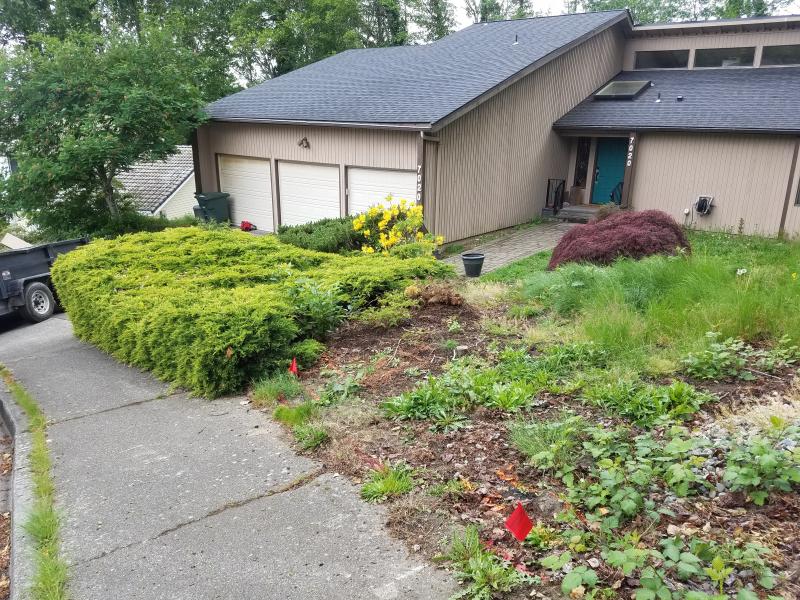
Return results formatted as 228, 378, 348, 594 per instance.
554, 67, 800, 134
206, 11, 629, 128
117, 146, 194, 213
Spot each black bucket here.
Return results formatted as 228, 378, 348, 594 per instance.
461, 252, 485, 277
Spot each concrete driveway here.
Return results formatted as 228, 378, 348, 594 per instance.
0, 316, 454, 599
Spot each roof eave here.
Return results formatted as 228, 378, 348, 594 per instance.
429, 11, 632, 133
208, 116, 432, 131
553, 124, 800, 135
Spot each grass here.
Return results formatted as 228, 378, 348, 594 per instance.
0, 365, 68, 600
487, 231, 800, 377
272, 401, 317, 427
509, 413, 586, 473
252, 373, 304, 407
360, 462, 415, 502
292, 423, 329, 451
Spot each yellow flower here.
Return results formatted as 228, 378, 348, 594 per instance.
435, 235, 444, 245
363, 229, 370, 237
793, 272, 798, 280
361, 245, 375, 254
353, 220, 363, 231
415, 231, 424, 240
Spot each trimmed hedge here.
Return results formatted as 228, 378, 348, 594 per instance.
52, 227, 450, 396
277, 216, 363, 254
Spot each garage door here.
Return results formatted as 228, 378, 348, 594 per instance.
278, 162, 340, 226
347, 168, 417, 215
217, 155, 274, 232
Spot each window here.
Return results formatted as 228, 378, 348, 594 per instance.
635, 50, 689, 69
762, 44, 800, 66
695, 47, 755, 68
573, 138, 591, 188
594, 80, 650, 100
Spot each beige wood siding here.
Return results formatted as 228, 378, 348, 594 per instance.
433, 25, 626, 242
158, 175, 196, 219
630, 133, 798, 236
624, 29, 800, 69
196, 122, 417, 192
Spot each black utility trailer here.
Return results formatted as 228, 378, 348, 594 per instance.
0, 239, 87, 323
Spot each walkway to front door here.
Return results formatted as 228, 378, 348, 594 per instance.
443, 220, 573, 275
592, 137, 627, 205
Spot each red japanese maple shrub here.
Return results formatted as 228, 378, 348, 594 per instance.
547, 210, 690, 270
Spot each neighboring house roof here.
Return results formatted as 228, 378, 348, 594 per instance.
554, 67, 800, 134
205, 10, 630, 130
117, 146, 194, 213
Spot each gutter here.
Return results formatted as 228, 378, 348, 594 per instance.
208, 116, 431, 132
553, 125, 800, 136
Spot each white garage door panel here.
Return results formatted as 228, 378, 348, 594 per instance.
279, 162, 340, 226
218, 156, 274, 232
348, 168, 417, 215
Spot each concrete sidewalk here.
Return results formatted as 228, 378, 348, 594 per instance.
0, 315, 454, 599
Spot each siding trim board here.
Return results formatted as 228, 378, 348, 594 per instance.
778, 138, 800, 236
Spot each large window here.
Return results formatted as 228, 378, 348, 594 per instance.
635, 49, 689, 69
695, 47, 755, 68
762, 44, 800, 66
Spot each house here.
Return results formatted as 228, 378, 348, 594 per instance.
117, 146, 197, 219
193, 11, 800, 241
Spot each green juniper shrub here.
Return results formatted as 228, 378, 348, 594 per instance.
292, 423, 329, 451
360, 461, 414, 502
288, 338, 326, 369
51, 228, 450, 396
356, 289, 420, 327
277, 216, 363, 254
252, 373, 304, 407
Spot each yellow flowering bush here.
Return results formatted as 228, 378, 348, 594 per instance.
353, 197, 444, 256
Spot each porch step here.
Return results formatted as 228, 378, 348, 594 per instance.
542, 204, 606, 223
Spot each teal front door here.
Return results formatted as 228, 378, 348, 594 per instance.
591, 137, 627, 205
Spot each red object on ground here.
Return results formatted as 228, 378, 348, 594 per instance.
547, 209, 690, 270
288, 357, 298, 376
240, 220, 255, 232
505, 502, 533, 542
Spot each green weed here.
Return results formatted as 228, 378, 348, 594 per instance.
252, 372, 304, 406
509, 414, 586, 473
272, 402, 317, 427
292, 423, 329, 451
360, 462, 414, 502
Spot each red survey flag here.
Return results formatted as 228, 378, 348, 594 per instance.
505, 502, 533, 542
288, 357, 299, 376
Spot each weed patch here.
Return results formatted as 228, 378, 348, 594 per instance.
292, 423, 329, 451
252, 373, 304, 407
360, 462, 414, 503
1, 366, 68, 600
273, 402, 317, 427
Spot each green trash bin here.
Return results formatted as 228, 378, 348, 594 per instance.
194, 192, 231, 223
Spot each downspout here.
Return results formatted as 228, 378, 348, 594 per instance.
190, 129, 202, 194
778, 137, 800, 238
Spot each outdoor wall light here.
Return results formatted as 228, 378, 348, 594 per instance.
298, 137, 310, 149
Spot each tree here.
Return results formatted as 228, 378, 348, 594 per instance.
579, 0, 789, 23
361, 0, 409, 46
505, 0, 534, 19
465, 0, 505, 22
408, 0, 456, 41
0, 30, 205, 235
712, 0, 790, 18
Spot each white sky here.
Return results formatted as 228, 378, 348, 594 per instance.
453, 1, 800, 29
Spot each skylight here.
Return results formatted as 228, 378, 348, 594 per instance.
594, 80, 650, 100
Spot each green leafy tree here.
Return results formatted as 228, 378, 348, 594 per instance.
465, 0, 505, 22
0, 30, 205, 236
361, 0, 409, 46
505, 0, 535, 19
712, 0, 790, 18
408, 0, 456, 41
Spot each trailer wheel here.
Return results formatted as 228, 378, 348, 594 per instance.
20, 282, 55, 323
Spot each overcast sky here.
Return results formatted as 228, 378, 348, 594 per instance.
452, 1, 800, 29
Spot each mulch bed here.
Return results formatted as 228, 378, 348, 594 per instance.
267, 295, 800, 599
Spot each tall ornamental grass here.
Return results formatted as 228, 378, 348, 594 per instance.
52, 227, 450, 396
519, 231, 800, 369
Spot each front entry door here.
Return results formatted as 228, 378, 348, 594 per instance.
591, 137, 627, 205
